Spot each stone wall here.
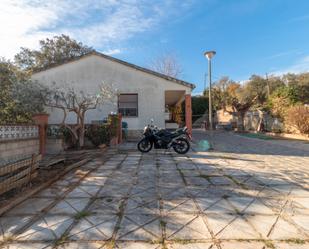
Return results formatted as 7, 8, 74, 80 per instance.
244, 111, 284, 132
0, 125, 40, 166
46, 138, 64, 154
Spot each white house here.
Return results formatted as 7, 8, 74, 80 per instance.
32, 51, 195, 137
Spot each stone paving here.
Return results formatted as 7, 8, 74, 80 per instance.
0, 131, 309, 248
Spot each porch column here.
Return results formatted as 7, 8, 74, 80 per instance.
185, 94, 192, 135
32, 113, 49, 156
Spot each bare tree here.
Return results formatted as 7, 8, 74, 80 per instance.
149, 53, 183, 78
41, 82, 116, 148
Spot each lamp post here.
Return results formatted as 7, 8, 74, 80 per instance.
204, 50, 216, 130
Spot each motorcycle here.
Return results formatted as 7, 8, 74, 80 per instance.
137, 120, 191, 154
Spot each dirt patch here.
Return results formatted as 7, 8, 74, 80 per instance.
0, 149, 98, 210
0, 161, 67, 209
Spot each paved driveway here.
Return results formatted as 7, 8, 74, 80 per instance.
0, 131, 308, 249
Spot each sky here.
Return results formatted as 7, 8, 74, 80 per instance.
1, 0, 309, 94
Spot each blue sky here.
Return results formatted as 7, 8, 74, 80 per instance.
1, 0, 309, 93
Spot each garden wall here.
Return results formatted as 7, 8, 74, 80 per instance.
244, 111, 283, 132
0, 125, 40, 166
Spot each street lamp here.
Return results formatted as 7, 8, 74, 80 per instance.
204, 50, 216, 130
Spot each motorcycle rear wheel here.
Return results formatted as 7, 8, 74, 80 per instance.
137, 138, 153, 153
173, 138, 190, 154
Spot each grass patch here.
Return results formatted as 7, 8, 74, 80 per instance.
235, 239, 251, 242
239, 133, 274, 140
172, 238, 193, 244
116, 201, 125, 217
74, 210, 91, 220
219, 156, 237, 160
160, 220, 166, 229
177, 168, 187, 185
55, 234, 69, 246
105, 240, 116, 249
1, 235, 14, 244
261, 240, 275, 249
283, 238, 305, 244
162, 244, 168, 249
150, 239, 163, 244
199, 174, 212, 183
224, 175, 249, 190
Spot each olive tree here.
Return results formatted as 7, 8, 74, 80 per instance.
41, 82, 116, 148
0, 58, 44, 124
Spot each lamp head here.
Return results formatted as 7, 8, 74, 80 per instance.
204, 50, 216, 60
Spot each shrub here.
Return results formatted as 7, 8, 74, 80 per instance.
85, 124, 111, 146
286, 105, 309, 134
267, 86, 299, 120
108, 115, 119, 137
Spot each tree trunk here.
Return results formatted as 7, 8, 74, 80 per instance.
237, 112, 246, 131
257, 110, 265, 132
78, 116, 85, 148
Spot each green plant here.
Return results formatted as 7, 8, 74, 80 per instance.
14, 34, 93, 71
264, 240, 275, 249
283, 238, 305, 244
169, 105, 183, 124
108, 115, 119, 137
74, 211, 91, 220
85, 124, 111, 146
199, 174, 211, 182
0, 59, 44, 124
267, 85, 299, 120
183, 96, 209, 123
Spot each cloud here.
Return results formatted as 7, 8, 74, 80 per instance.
102, 49, 122, 55
270, 55, 309, 75
0, 0, 60, 58
266, 49, 303, 60
0, 0, 195, 59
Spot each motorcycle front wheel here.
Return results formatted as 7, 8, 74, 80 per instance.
137, 138, 153, 153
173, 138, 190, 154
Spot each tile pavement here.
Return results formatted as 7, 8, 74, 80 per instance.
0, 131, 308, 248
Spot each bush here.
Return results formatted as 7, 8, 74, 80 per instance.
85, 124, 111, 146
286, 105, 309, 134
182, 96, 209, 123
267, 86, 299, 120
108, 115, 119, 137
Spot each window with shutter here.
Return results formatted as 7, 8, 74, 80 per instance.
118, 94, 138, 117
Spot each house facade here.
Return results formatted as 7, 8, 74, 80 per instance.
32, 52, 195, 137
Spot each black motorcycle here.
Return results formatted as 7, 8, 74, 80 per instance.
137, 123, 191, 154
